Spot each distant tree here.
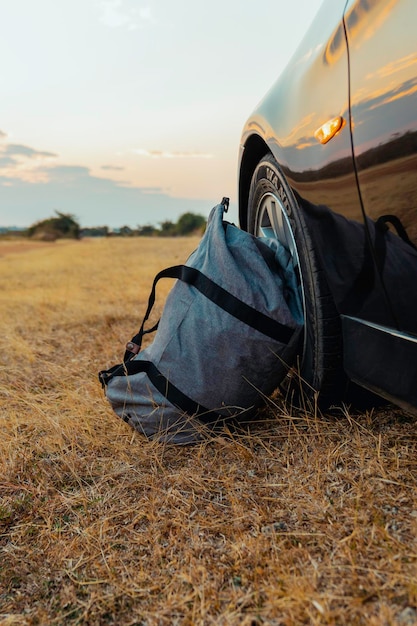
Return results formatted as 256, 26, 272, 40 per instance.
27, 211, 80, 240
119, 225, 134, 237
176, 212, 206, 235
137, 224, 158, 236
159, 220, 177, 237
156, 213, 206, 237
80, 226, 109, 237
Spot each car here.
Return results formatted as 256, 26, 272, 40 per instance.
238, 0, 417, 413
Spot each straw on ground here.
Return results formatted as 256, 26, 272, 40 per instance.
1, 237, 416, 625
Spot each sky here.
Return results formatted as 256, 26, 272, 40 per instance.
0, 0, 323, 228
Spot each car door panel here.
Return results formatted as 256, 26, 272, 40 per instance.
345, 0, 417, 335
239, 0, 361, 223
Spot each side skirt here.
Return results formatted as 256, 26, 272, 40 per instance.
342, 315, 417, 414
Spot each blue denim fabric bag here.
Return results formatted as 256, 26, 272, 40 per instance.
99, 198, 303, 444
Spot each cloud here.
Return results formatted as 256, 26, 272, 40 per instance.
133, 149, 213, 159
101, 164, 125, 171
0, 156, 18, 167
39, 165, 164, 191
43, 165, 91, 182
5, 144, 58, 159
141, 187, 167, 194
0, 137, 214, 229
0, 140, 58, 184
98, 1, 154, 30
0, 130, 7, 140
0, 163, 211, 228
137, 7, 152, 22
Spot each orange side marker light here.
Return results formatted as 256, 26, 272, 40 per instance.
314, 116, 344, 144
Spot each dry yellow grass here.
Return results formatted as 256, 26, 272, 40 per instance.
1, 237, 416, 625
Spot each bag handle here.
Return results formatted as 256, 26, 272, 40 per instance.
124, 263, 297, 362
123, 265, 187, 361
376, 214, 417, 251
123, 198, 230, 361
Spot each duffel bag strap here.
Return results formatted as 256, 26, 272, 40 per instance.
123, 265, 186, 361
125, 263, 296, 361
99, 359, 227, 427
124, 198, 230, 361
376, 214, 417, 251
173, 266, 295, 343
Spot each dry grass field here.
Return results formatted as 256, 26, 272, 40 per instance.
1, 237, 416, 625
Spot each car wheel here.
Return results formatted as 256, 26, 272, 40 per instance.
247, 153, 344, 408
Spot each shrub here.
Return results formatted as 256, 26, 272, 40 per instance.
27, 211, 80, 240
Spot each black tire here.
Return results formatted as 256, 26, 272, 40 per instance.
247, 154, 344, 408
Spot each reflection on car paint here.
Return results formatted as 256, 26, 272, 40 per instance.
346, 0, 417, 257
239, 0, 417, 409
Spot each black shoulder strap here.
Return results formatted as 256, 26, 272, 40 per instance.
99, 359, 226, 427
123, 265, 183, 361
125, 264, 296, 361
376, 214, 417, 251
178, 265, 295, 342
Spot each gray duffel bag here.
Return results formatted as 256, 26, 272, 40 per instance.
99, 198, 303, 444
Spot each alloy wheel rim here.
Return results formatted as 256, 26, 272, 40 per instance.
255, 190, 307, 356
255, 192, 299, 265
